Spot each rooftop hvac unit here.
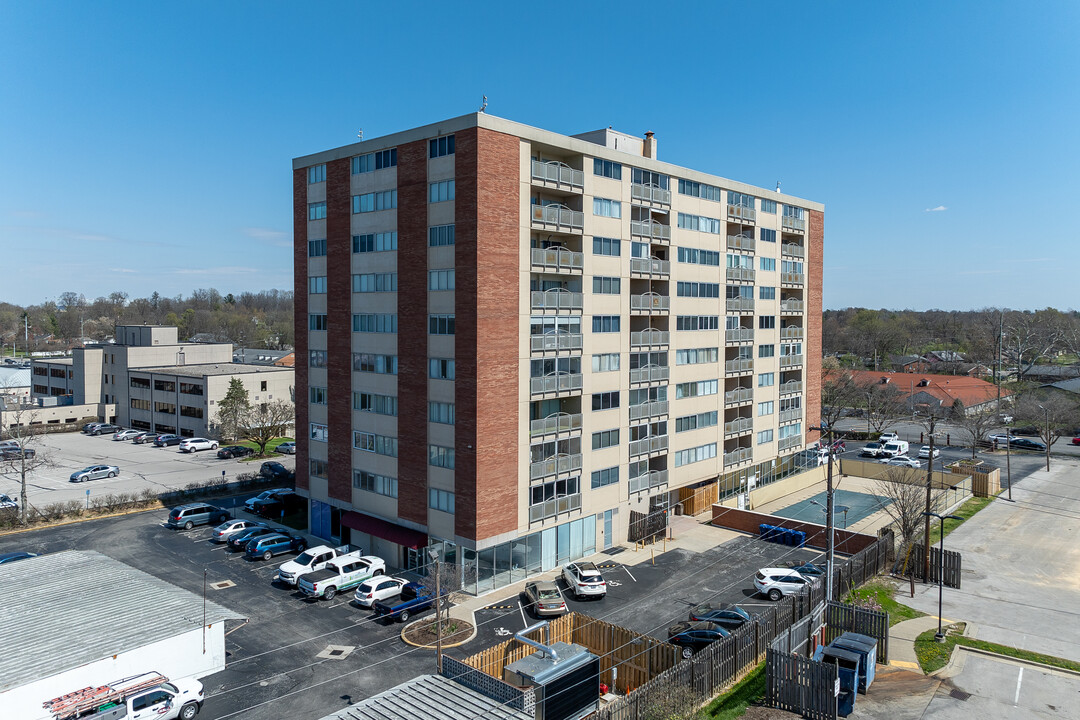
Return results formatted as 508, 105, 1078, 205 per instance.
503, 623, 600, 720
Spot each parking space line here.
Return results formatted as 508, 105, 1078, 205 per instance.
1014, 667, 1023, 705
622, 565, 636, 582
518, 599, 527, 627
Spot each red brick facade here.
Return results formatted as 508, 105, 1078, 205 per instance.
326, 158, 353, 502
292, 168, 309, 493
805, 210, 825, 444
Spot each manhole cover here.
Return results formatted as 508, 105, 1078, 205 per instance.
317, 645, 355, 660
209, 581, 236, 590
949, 688, 971, 701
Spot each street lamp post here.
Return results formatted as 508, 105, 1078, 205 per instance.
923, 511, 962, 642
865, 392, 872, 435
1005, 421, 1013, 502
1037, 404, 1050, 472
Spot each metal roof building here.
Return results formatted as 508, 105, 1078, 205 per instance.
317, 674, 531, 720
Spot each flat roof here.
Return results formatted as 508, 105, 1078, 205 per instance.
33, 357, 73, 365
0, 550, 243, 692
318, 674, 531, 720
134, 363, 294, 378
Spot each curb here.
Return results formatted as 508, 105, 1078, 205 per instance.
954, 646, 1080, 679
400, 615, 478, 649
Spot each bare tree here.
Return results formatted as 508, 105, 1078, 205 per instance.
951, 400, 999, 459
862, 382, 908, 434
1013, 391, 1080, 471
240, 399, 295, 456
1003, 310, 1063, 381
821, 369, 863, 430
873, 466, 943, 574
0, 403, 54, 524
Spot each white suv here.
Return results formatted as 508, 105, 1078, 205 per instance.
562, 561, 607, 599
179, 437, 219, 453
754, 568, 810, 601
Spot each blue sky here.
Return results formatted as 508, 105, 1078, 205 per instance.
1, 1, 1076, 311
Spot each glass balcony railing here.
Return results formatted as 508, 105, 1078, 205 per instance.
726, 266, 756, 283
727, 234, 756, 252
529, 373, 583, 395
531, 204, 584, 231
529, 453, 582, 480
725, 358, 754, 374
779, 408, 802, 423
629, 366, 669, 384
630, 294, 670, 313
727, 204, 756, 223
529, 413, 583, 437
778, 435, 802, 451
530, 333, 583, 352
630, 329, 669, 347
781, 272, 805, 285
725, 328, 754, 344
780, 299, 804, 313
781, 243, 804, 258
782, 215, 806, 233
630, 220, 671, 241
629, 469, 668, 494
724, 417, 753, 436
531, 247, 584, 272
630, 258, 670, 276
531, 289, 583, 311
778, 380, 803, 395
726, 297, 755, 313
629, 400, 669, 421
724, 448, 753, 466
779, 355, 804, 368
528, 493, 582, 523
530, 159, 584, 190
724, 388, 753, 405
629, 434, 669, 457
631, 183, 671, 205
781, 327, 804, 340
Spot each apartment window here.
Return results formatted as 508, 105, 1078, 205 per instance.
530, 357, 581, 380
130, 377, 151, 390
308, 238, 327, 257
429, 314, 455, 335
593, 158, 622, 179
677, 179, 722, 202
429, 180, 455, 203
351, 148, 397, 174
309, 314, 327, 331
260, 381, 267, 392
308, 202, 327, 220
727, 253, 753, 270
758, 429, 774, 444
628, 386, 667, 406
429, 401, 455, 425
675, 379, 718, 399
309, 350, 327, 368
783, 205, 804, 220
429, 488, 455, 514
592, 429, 620, 450
782, 260, 804, 274
592, 236, 621, 256
590, 466, 619, 489
179, 382, 203, 396
591, 315, 620, 333
759, 286, 776, 300
130, 398, 150, 411
760, 228, 777, 243
354, 431, 398, 457
353, 392, 397, 416
592, 391, 620, 411
676, 282, 720, 298
429, 224, 455, 247
429, 135, 455, 158
782, 343, 803, 356
352, 190, 397, 213
593, 198, 621, 218
760, 257, 776, 271
309, 276, 327, 294
728, 191, 755, 209
631, 241, 650, 258
677, 247, 721, 266
592, 276, 621, 294
353, 353, 397, 374
352, 273, 398, 292
674, 442, 716, 467
429, 358, 455, 380
530, 478, 580, 510
179, 405, 203, 419
758, 372, 775, 387
308, 164, 326, 183
632, 168, 669, 189
675, 347, 718, 365
591, 353, 620, 373
758, 401, 774, 416
354, 470, 397, 498
761, 199, 777, 214
310, 387, 328, 405
675, 411, 718, 433
759, 344, 775, 358
780, 396, 802, 411
310, 459, 328, 479
429, 444, 455, 469
310, 423, 328, 442
676, 315, 719, 331
429, 269, 455, 291
759, 316, 776, 329
353, 232, 398, 253
677, 212, 722, 234
779, 422, 802, 439
353, 314, 398, 333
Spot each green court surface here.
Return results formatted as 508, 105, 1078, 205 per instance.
770, 489, 891, 529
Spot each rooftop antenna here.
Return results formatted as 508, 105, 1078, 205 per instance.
776, 180, 781, 193
357, 128, 364, 141
479, 95, 488, 113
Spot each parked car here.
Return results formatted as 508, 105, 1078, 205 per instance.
179, 437, 219, 453
754, 568, 810, 601
878, 455, 922, 468
154, 434, 183, 447
859, 442, 885, 458
82, 422, 104, 433
277, 545, 357, 585
562, 561, 607, 599
89, 423, 122, 436
217, 445, 254, 459
0, 493, 17, 510
0, 447, 35, 460
132, 431, 158, 444
167, 503, 231, 530
260, 461, 294, 482
1010, 438, 1046, 451
245, 531, 308, 561
668, 621, 729, 659
788, 562, 826, 578
354, 576, 409, 608
298, 555, 385, 600
275, 441, 296, 455
688, 603, 751, 629
250, 491, 305, 518
987, 433, 1019, 446
228, 525, 281, 550
69, 464, 119, 482
244, 488, 292, 512
211, 518, 266, 542
878, 432, 899, 444
522, 580, 567, 617
0, 551, 37, 564
829, 440, 847, 453
373, 582, 441, 623
113, 429, 141, 441
917, 445, 940, 459
1072, 437, 1080, 446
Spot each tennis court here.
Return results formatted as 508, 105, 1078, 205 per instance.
770, 488, 891, 530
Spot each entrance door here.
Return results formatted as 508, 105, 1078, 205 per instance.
603, 509, 613, 550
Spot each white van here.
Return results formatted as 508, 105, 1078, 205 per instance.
879, 440, 909, 458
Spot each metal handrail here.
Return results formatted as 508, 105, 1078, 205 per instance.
530, 159, 584, 189
531, 247, 584, 271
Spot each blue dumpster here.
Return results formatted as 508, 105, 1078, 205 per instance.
759, 523, 770, 540
821, 645, 861, 717
794, 530, 806, 547
831, 632, 878, 693
760, 524, 776, 542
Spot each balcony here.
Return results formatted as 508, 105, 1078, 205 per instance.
782, 215, 806, 233
529, 493, 582, 523
530, 332, 583, 353
529, 454, 582, 481
781, 243, 804, 258
529, 412, 583, 437
779, 408, 802, 424
779, 354, 804, 369
531, 247, 584, 273
726, 266, 756, 283
726, 297, 755, 313
629, 469, 668, 494
630, 328, 669, 347
630, 293, 670, 314
530, 373, 584, 395
727, 234, 756, 253
724, 448, 753, 466
531, 159, 584, 191
725, 328, 754, 344
778, 435, 802, 451
629, 400, 669, 421
632, 183, 671, 205
780, 299, 804, 314
781, 272, 805, 286
531, 204, 584, 232
531, 289, 583, 311
630, 257, 670, 276
629, 365, 670, 384
778, 380, 803, 395
630, 220, 671, 242
725, 358, 754, 375
724, 417, 753, 436
727, 204, 756, 223
724, 388, 753, 405
781, 327, 804, 340
629, 434, 669, 457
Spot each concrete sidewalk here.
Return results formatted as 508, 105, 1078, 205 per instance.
887, 615, 954, 672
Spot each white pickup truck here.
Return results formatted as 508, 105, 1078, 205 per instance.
43, 672, 203, 720
297, 555, 387, 600
276, 544, 356, 586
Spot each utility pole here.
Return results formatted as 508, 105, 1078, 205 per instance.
995, 310, 1003, 418
435, 558, 443, 672
824, 432, 836, 602
922, 416, 938, 583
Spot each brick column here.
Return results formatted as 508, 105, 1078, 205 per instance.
292, 168, 309, 492
805, 210, 825, 443
326, 158, 353, 502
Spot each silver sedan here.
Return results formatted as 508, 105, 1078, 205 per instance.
69, 465, 120, 482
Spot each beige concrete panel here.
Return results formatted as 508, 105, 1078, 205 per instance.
352, 489, 397, 519
427, 509, 455, 541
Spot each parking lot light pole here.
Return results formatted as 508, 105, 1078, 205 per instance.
923, 511, 962, 642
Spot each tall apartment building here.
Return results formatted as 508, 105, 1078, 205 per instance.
293, 114, 823, 594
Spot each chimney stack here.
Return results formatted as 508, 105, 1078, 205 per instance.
643, 131, 657, 159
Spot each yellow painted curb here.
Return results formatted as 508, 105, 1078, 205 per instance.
889, 660, 920, 669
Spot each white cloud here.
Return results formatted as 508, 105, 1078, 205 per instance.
109, 267, 138, 273
174, 267, 260, 275
924, 205, 948, 212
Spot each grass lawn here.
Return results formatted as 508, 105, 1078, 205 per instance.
915, 624, 1080, 675
229, 437, 294, 459
847, 576, 925, 627
705, 662, 766, 719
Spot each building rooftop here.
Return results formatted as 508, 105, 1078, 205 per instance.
317, 674, 531, 720
0, 367, 31, 388
136, 362, 294, 378
0, 550, 243, 692
828, 369, 1008, 408
34, 356, 73, 365
232, 347, 293, 366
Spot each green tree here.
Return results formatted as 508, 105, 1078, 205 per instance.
216, 378, 251, 442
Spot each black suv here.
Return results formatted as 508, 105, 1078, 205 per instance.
250, 491, 305, 518
89, 423, 122, 436
217, 445, 255, 459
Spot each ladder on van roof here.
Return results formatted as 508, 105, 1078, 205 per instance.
43, 672, 168, 719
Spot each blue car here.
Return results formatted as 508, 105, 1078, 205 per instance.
0, 551, 37, 565
668, 620, 729, 659
245, 532, 307, 561
227, 526, 281, 551
688, 603, 751, 629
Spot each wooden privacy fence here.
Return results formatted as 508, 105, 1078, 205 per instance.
824, 601, 889, 663
627, 509, 668, 544
905, 542, 962, 588
677, 482, 719, 517
766, 649, 837, 720
827, 529, 894, 604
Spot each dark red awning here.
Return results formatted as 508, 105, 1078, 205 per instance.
341, 511, 428, 549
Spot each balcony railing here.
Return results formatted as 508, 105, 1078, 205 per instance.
630, 329, 669, 347
530, 373, 584, 395
529, 412, 583, 437
629, 434, 669, 457
629, 469, 668, 494
727, 204, 756, 223
530, 159, 584, 190
778, 435, 802, 451
726, 297, 755, 313
781, 272, 805, 285
630, 293, 670, 313
725, 328, 754, 344
724, 417, 753, 436
780, 299, 804, 313
725, 358, 754, 375
724, 388, 753, 405
632, 183, 671, 205
529, 453, 583, 481
781, 243, 804, 258
531, 289, 583, 311
531, 247, 584, 273
725, 266, 756, 283
531, 204, 584, 231
781, 327, 804, 340
727, 234, 756, 253
779, 380, 803, 395
779, 408, 802, 424
631, 220, 671, 241
630, 257, 670, 276
779, 354, 804, 368
724, 448, 753, 466
629, 366, 670, 384
782, 215, 806, 233
528, 493, 582, 523
530, 332, 583, 353
629, 400, 669, 421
